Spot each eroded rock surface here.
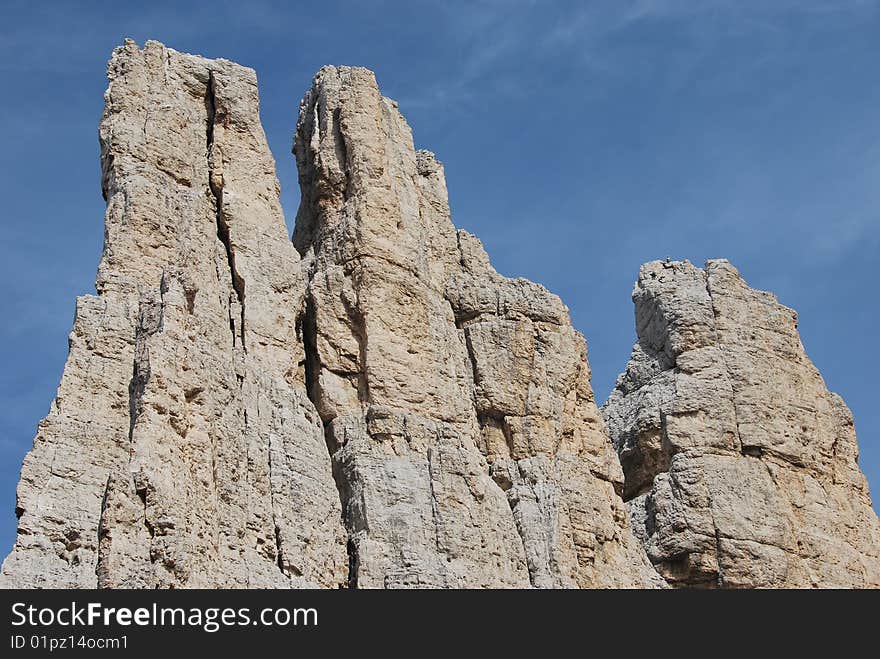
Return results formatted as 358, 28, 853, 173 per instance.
1, 45, 659, 589
5, 41, 875, 590
0, 40, 347, 588
603, 259, 880, 588
293, 66, 661, 588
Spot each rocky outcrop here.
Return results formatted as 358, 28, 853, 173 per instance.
0, 40, 347, 588
4, 41, 877, 589
0, 43, 660, 589
603, 259, 880, 587
293, 66, 661, 588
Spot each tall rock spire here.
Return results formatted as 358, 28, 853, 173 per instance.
603, 259, 880, 587
293, 66, 661, 587
1, 40, 347, 588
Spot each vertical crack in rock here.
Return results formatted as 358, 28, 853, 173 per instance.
131, 283, 166, 546
298, 279, 356, 587
2, 40, 348, 589
206, 71, 246, 352
265, 433, 289, 581
127, 300, 154, 442
704, 482, 725, 589
425, 446, 443, 557
95, 474, 114, 584
604, 259, 880, 588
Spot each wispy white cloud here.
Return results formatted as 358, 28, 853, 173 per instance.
395, 0, 879, 115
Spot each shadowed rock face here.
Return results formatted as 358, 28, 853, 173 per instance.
0, 43, 660, 589
603, 259, 880, 588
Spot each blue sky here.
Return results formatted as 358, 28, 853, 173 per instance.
1, 0, 879, 556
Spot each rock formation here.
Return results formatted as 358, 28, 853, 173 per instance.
0, 40, 347, 588
2, 41, 877, 589
293, 66, 660, 587
603, 259, 880, 587
0, 41, 660, 588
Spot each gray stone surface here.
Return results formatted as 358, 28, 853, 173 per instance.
293, 66, 661, 588
3, 41, 876, 589
0, 40, 347, 588
603, 259, 880, 587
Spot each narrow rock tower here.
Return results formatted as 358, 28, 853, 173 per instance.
1, 40, 347, 588
292, 66, 661, 587
603, 259, 880, 587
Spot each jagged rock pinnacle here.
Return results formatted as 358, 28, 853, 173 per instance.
291, 64, 661, 587
1, 40, 347, 588
603, 259, 880, 587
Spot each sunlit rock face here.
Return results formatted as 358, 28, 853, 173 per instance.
3, 41, 877, 590
603, 259, 880, 588
292, 64, 661, 588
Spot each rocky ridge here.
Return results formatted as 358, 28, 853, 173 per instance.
1, 41, 877, 588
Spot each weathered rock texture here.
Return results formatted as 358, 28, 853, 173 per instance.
603, 259, 880, 588
293, 66, 661, 588
3, 41, 877, 589
0, 43, 661, 589
0, 40, 347, 588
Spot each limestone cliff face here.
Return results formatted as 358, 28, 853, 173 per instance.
0, 43, 659, 589
2, 42, 877, 589
0, 40, 347, 588
293, 66, 661, 587
603, 260, 880, 588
